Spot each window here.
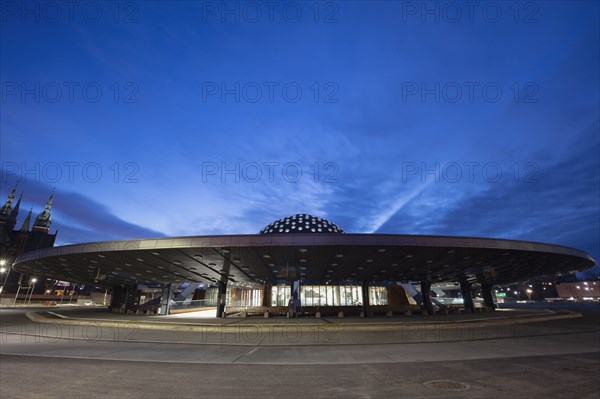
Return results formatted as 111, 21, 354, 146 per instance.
226, 287, 262, 306
271, 285, 291, 306
369, 286, 388, 305
299, 285, 363, 306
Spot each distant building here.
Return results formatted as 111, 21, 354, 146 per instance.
555, 281, 600, 299
0, 183, 56, 293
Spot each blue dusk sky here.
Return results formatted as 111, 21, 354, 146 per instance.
1, 1, 598, 272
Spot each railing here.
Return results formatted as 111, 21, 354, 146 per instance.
435, 297, 464, 305
170, 299, 216, 312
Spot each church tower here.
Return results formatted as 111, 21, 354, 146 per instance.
0, 188, 57, 294
32, 191, 54, 233
0, 183, 20, 230
20, 209, 33, 232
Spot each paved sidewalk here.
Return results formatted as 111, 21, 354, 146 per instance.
2, 306, 589, 347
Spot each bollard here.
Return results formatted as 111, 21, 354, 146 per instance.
264, 311, 269, 318
315, 311, 321, 318
337, 311, 344, 318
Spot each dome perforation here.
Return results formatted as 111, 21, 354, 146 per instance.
260, 214, 345, 234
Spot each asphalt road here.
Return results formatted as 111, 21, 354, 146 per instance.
0, 303, 598, 398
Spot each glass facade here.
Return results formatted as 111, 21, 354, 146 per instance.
226, 287, 262, 307
271, 285, 291, 306
368, 286, 388, 305
269, 285, 390, 307
300, 285, 359, 306
205, 287, 219, 306
204, 285, 390, 308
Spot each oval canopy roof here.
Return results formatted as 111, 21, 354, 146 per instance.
13, 233, 595, 287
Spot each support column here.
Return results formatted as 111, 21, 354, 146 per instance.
216, 257, 231, 318
481, 282, 496, 310
159, 283, 174, 315
124, 284, 138, 314
460, 281, 475, 313
108, 285, 126, 312
288, 280, 300, 317
420, 281, 434, 315
262, 283, 272, 307
216, 280, 227, 318
361, 281, 370, 317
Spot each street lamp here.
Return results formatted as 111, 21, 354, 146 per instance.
0, 259, 10, 294
27, 278, 38, 304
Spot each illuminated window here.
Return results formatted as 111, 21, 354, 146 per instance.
205, 287, 218, 306
369, 286, 388, 305
271, 285, 291, 306
298, 285, 364, 306
226, 287, 262, 306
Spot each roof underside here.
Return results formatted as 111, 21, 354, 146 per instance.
13, 234, 595, 287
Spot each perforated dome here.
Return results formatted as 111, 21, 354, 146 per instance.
260, 214, 345, 234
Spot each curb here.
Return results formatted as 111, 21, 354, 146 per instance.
24, 309, 582, 333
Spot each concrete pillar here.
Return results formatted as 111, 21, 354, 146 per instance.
460, 281, 475, 313
262, 283, 272, 307
361, 281, 370, 317
420, 281, 434, 315
109, 285, 124, 312
124, 284, 137, 314
216, 280, 227, 318
481, 282, 496, 311
159, 283, 174, 315
387, 285, 411, 309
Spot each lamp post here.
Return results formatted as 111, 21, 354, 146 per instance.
13, 274, 23, 306
27, 278, 37, 304
69, 284, 77, 304
526, 288, 533, 301
0, 259, 10, 294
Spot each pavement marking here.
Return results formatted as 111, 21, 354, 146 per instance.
24, 308, 579, 333
1, 326, 598, 347
1, 347, 599, 366
45, 311, 69, 319
231, 346, 260, 363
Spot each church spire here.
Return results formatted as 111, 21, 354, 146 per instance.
0, 183, 20, 229
9, 192, 22, 219
33, 190, 54, 233
20, 208, 33, 232
0, 182, 18, 217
